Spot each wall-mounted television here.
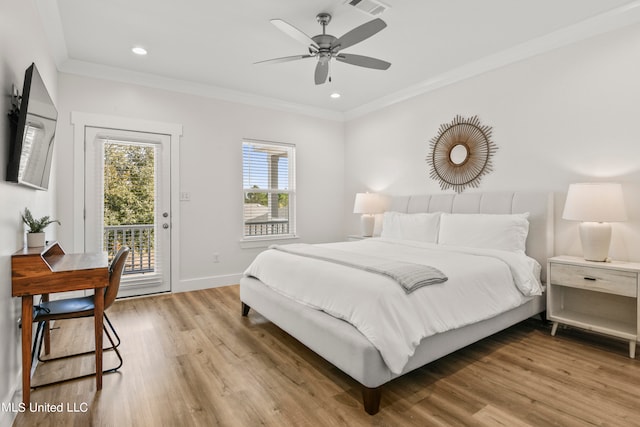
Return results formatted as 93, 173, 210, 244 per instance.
7, 63, 58, 190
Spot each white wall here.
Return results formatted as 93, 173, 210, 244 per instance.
345, 23, 640, 262
0, 1, 58, 424
55, 73, 346, 292
4, 4, 640, 423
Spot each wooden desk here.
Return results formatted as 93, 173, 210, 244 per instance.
12, 242, 108, 405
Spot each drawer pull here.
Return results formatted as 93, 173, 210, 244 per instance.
583, 276, 597, 281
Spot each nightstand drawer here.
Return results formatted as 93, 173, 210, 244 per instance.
550, 263, 637, 297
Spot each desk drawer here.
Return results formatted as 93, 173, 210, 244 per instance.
550, 263, 637, 297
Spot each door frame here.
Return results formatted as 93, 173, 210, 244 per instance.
71, 112, 182, 293
84, 127, 172, 296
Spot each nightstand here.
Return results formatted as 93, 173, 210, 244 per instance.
547, 256, 640, 358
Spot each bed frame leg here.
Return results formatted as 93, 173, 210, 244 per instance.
362, 386, 382, 415
241, 302, 251, 317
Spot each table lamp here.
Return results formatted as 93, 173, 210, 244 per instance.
353, 193, 386, 237
562, 183, 627, 261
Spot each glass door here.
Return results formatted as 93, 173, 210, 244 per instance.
84, 127, 171, 297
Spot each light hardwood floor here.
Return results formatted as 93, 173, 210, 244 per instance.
12, 285, 640, 426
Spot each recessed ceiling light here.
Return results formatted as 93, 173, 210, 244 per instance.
330, 92, 341, 99
132, 46, 147, 56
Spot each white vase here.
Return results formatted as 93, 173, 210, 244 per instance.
27, 232, 46, 248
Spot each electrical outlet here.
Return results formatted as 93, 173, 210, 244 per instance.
180, 192, 191, 201
213, 252, 220, 263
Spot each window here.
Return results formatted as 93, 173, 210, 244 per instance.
242, 140, 295, 239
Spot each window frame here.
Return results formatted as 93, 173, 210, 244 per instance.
241, 139, 297, 245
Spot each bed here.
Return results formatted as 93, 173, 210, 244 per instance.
240, 191, 554, 414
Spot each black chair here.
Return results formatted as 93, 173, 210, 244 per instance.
31, 246, 130, 388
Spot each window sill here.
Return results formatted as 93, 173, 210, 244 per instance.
239, 235, 299, 249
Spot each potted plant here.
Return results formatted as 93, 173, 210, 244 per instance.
21, 207, 61, 248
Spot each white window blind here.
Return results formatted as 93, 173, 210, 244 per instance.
242, 140, 295, 239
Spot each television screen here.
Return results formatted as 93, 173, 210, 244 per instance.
6, 63, 58, 190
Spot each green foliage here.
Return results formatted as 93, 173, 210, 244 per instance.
244, 186, 289, 209
22, 207, 60, 233
244, 186, 267, 206
278, 193, 289, 208
103, 143, 155, 225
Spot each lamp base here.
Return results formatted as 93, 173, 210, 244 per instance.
360, 214, 375, 237
579, 222, 611, 262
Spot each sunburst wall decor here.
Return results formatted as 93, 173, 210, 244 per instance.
427, 115, 497, 193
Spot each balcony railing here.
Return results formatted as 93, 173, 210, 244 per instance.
104, 225, 154, 274
244, 219, 289, 237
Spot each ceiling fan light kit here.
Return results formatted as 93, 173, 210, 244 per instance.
257, 13, 391, 85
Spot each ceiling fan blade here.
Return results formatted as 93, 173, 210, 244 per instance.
314, 61, 329, 85
336, 53, 391, 70
271, 19, 319, 49
254, 55, 314, 65
330, 18, 386, 51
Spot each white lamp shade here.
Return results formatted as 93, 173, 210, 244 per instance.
353, 193, 387, 214
562, 183, 627, 222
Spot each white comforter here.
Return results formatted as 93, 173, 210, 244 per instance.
243, 238, 542, 374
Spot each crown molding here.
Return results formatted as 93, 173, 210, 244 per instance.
36, 1, 343, 121
58, 59, 345, 121
37, 0, 640, 123
343, 1, 640, 120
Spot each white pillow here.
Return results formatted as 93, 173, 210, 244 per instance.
380, 212, 441, 243
438, 213, 530, 252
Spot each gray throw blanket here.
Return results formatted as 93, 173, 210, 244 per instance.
270, 243, 448, 294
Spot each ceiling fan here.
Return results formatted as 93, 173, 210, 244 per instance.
256, 13, 391, 85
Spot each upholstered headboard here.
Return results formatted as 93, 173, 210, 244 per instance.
385, 192, 554, 282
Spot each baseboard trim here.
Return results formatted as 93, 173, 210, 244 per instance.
176, 274, 242, 293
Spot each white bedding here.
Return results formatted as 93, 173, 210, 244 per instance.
243, 238, 542, 374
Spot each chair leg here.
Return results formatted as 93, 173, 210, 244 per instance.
31, 321, 45, 367
38, 313, 120, 363
31, 316, 124, 390
102, 321, 123, 373
103, 313, 121, 349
